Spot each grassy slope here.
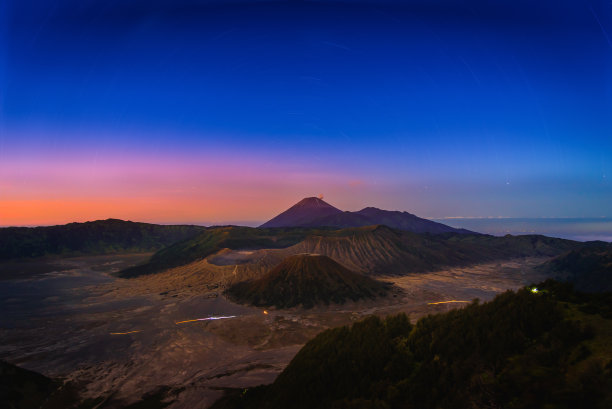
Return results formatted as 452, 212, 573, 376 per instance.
0, 219, 204, 261
213, 281, 612, 409
225, 254, 389, 309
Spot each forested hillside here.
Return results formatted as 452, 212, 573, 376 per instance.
213, 281, 612, 409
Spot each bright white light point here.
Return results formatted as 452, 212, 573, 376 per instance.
531, 287, 538, 293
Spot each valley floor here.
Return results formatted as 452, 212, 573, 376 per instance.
0, 254, 550, 408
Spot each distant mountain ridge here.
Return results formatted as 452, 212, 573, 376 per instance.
0, 219, 204, 261
260, 197, 471, 234
118, 224, 577, 279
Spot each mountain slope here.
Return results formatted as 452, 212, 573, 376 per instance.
303, 207, 470, 233
260, 197, 342, 228
0, 219, 204, 261
0, 360, 180, 408
225, 254, 389, 308
539, 242, 612, 292
354, 207, 471, 233
271, 226, 577, 275
0, 360, 89, 409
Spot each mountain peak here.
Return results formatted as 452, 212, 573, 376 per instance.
293, 197, 337, 209
259, 197, 342, 228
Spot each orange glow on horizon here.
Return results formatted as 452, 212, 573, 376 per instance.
0, 152, 379, 226
0, 198, 275, 226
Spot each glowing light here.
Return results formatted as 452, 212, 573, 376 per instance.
427, 300, 470, 305
531, 287, 539, 294
263, 310, 269, 315
110, 330, 142, 335
175, 315, 236, 325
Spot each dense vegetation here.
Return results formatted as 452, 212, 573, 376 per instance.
119, 224, 578, 278
225, 254, 389, 309
213, 281, 612, 409
539, 242, 612, 292
0, 219, 203, 261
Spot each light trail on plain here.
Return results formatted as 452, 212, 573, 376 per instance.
110, 330, 142, 335
175, 315, 237, 325
108, 316, 238, 335
427, 300, 470, 305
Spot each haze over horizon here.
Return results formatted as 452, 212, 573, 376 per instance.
2, 0, 611, 226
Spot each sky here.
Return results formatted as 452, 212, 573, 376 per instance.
1, 0, 611, 226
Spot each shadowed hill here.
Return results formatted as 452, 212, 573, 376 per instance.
225, 254, 389, 309
0, 360, 87, 409
0, 219, 204, 261
212, 281, 612, 409
539, 241, 612, 292
0, 360, 179, 408
0, 360, 58, 409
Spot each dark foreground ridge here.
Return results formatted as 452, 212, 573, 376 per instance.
0, 360, 181, 409
213, 281, 612, 409
260, 197, 472, 234
225, 254, 389, 309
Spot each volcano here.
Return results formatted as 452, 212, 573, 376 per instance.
225, 254, 389, 309
259, 197, 342, 228
260, 197, 472, 234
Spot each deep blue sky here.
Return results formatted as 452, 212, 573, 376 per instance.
1, 0, 611, 224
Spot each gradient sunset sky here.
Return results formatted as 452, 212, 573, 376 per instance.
1, 0, 611, 226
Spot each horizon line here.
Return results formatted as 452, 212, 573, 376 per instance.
2, 215, 612, 228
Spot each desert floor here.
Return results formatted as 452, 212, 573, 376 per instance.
0, 253, 549, 408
